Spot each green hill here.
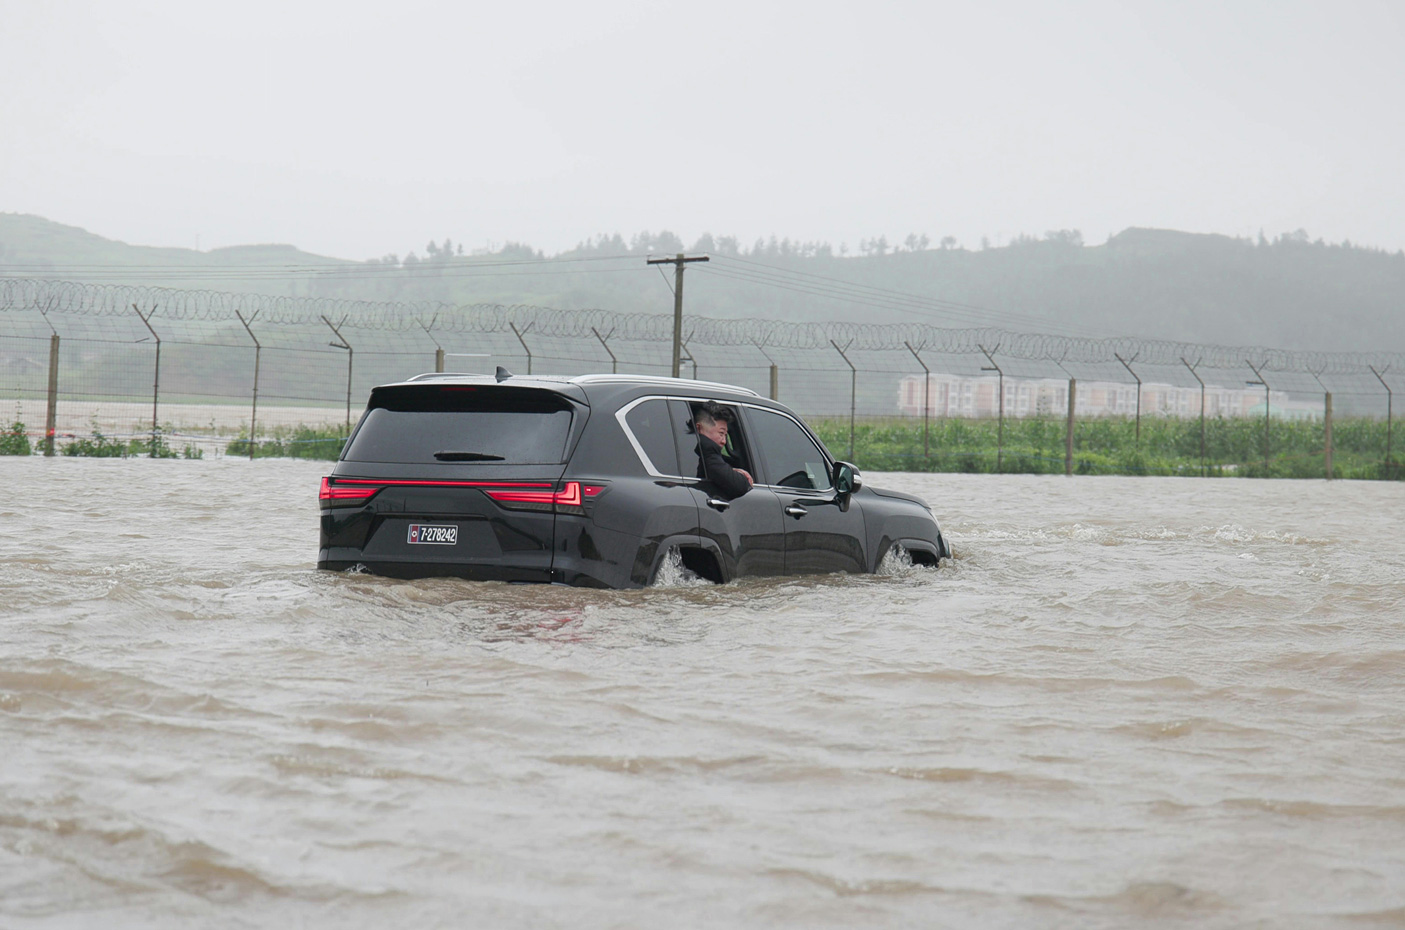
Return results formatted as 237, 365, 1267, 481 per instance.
0, 213, 348, 294
2, 213, 1403, 353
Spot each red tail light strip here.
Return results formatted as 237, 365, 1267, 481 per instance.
483, 482, 582, 507
320, 477, 606, 511
320, 477, 380, 501
333, 478, 555, 489
320, 476, 556, 502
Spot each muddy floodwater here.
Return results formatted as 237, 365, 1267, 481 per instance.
1, 457, 1402, 929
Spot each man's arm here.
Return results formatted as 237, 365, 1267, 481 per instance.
699, 437, 753, 498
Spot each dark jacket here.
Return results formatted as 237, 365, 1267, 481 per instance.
697, 434, 751, 499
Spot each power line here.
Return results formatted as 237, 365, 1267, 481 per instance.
694, 263, 1106, 339
726, 253, 1013, 313
709, 254, 1100, 336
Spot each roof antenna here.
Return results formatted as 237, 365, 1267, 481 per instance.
495, 366, 514, 383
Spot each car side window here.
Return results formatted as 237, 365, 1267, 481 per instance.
668, 399, 702, 479
750, 408, 832, 491
623, 399, 679, 476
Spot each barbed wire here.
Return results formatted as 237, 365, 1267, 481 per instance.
1, 277, 1401, 375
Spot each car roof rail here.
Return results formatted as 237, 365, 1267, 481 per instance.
404, 372, 493, 382
403, 372, 581, 384
570, 374, 760, 397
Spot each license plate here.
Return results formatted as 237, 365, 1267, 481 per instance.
407, 523, 458, 545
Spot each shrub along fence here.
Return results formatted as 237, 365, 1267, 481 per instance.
809, 415, 1399, 480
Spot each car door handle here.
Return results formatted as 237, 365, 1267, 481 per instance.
784, 505, 808, 518
706, 497, 731, 511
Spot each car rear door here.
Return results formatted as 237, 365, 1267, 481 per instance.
669, 399, 785, 579
581, 395, 704, 585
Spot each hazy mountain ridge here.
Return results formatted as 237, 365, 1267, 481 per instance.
2, 213, 1402, 353
0, 214, 346, 272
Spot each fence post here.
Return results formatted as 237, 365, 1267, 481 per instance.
831, 340, 857, 461
416, 317, 443, 373
34, 304, 61, 456
133, 303, 161, 456
1324, 392, 1333, 480
322, 315, 353, 432
905, 341, 930, 459
236, 311, 262, 459
1065, 377, 1076, 476
978, 344, 1003, 472
754, 343, 778, 401
1308, 368, 1331, 480
44, 332, 59, 456
1182, 357, 1206, 477
1245, 359, 1271, 473
680, 336, 698, 380
1115, 352, 1142, 445
592, 327, 618, 374
1369, 366, 1393, 479
509, 322, 533, 375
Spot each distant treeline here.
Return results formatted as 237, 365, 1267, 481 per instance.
368, 226, 1399, 267
336, 226, 1405, 355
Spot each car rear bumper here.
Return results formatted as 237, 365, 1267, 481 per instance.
318, 515, 685, 590
318, 547, 556, 583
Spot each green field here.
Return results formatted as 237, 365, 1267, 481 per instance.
9, 413, 1400, 481
811, 415, 1402, 480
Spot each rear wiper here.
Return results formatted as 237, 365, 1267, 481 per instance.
434, 451, 505, 462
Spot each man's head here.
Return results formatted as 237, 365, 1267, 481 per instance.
694, 403, 731, 447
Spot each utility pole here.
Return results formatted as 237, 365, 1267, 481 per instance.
646, 252, 709, 377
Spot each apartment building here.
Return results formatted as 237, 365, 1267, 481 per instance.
897, 374, 1313, 419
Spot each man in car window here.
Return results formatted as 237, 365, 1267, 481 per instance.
693, 404, 753, 498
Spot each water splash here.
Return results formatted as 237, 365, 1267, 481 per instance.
877, 543, 915, 577
650, 547, 711, 588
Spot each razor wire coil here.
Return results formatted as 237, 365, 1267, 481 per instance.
2, 277, 1401, 376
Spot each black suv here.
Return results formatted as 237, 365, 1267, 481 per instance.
318, 372, 949, 588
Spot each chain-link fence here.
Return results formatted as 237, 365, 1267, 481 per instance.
1, 279, 1400, 477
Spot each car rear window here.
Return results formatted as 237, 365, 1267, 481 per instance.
342, 386, 576, 464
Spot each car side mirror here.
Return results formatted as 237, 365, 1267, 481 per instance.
833, 461, 862, 498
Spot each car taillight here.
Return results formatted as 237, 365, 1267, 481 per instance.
319, 477, 578, 509
320, 476, 380, 503
483, 481, 607, 514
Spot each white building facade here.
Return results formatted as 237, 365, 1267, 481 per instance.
897, 374, 1317, 420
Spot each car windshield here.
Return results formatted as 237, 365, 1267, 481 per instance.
342, 386, 575, 465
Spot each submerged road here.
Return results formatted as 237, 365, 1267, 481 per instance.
1, 458, 1402, 928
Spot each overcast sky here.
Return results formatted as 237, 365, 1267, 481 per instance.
2, 0, 1402, 260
